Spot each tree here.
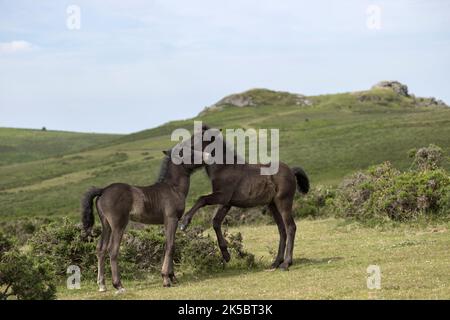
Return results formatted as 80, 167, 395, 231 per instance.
0, 250, 56, 300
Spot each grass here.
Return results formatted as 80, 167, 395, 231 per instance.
1, 87, 449, 219
1, 86, 449, 300
0, 127, 121, 166
57, 218, 450, 300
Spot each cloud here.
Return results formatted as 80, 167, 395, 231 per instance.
0, 40, 33, 53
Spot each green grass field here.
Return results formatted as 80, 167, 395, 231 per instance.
58, 218, 450, 299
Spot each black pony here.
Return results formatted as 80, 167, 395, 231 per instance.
180, 126, 309, 270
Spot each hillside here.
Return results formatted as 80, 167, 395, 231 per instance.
0, 128, 122, 166
0, 81, 449, 219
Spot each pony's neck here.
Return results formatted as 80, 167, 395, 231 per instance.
205, 140, 243, 175
162, 163, 190, 197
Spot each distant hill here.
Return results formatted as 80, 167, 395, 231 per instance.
0, 128, 122, 166
0, 81, 449, 219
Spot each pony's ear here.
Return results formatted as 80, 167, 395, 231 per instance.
202, 124, 211, 131
162, 150, 170, 156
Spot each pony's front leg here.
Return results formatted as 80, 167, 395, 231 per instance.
162, 216, 178, 287
213, 205, 232, 262
180, 193, 227, 231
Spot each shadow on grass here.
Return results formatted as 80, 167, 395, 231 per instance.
120, 256, 345, 292
65, 256, 346, 298
294, 256, 344, 265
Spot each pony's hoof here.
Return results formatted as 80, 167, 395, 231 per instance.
279, 262, 290, 271
270, 260, 283, 269
115, 288, 126, 294
98, 286, 107, 292
163, 281, 171, 288
169, 274, 178, 285
179, 217, 191, 231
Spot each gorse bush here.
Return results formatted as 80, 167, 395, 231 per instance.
176, 226, 225, 274
120, 227, 167, 278
332, 162, 399, 220
0, 217, 54, 246
225, 231, 256, 268
1, 231, 56, 300
0, 251, 56, 300
28, 218, 100, 277
0, 232, 14, 258
28, 219, 256, 281
119, 226, 256, 276
331, 145, 450, 221
293, 186, 335, 219
409, 144, 444, 171
384, 169, 449, 219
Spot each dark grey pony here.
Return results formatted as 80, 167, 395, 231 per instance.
81, 148, 203, 292
180, 126, 309, 270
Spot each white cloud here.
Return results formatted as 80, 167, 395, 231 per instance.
0, 40, 33, 53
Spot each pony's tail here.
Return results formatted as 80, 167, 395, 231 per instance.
291, 167, 310, 194
81, 187, 103, 237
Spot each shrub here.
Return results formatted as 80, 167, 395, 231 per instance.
331, 153, 450, 222
123, 226, 256, 275
332, 162, 400, 220
120, 227, 166, 279
380, 169, 450, 220
0, 217, 53, 245
28, 219, 257, 281
0, 232, 14, 258
28, 218, 99, 278
409, 144, 444, 171
225, 231, 256, 268
0, 250, 56, 300
176, 226, 225, 273
293, 186, 336, 219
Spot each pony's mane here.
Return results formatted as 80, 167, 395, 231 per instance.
156, 155, 171, 182
220, 137, 245, 163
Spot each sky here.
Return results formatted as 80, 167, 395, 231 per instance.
0, 0, 449, 133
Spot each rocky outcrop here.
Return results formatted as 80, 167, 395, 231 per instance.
413, 96, 448, 108
372, 81, 409, 97
215, 93, 255, 108
294, 94, 313, 106
199, 82, 448, 116
199, 89, 313, 115
370, 81, 448, 108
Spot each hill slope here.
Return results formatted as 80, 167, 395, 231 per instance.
0, 128, 122, 166
0, 82, 449, 219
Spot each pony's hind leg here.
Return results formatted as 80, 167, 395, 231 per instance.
268, 203, 286, 269
108, 224, 127, 293
96, 211, 111, 292
161, 216, 178, 287
213, 205, 232, 262
274, 197, 296, 271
